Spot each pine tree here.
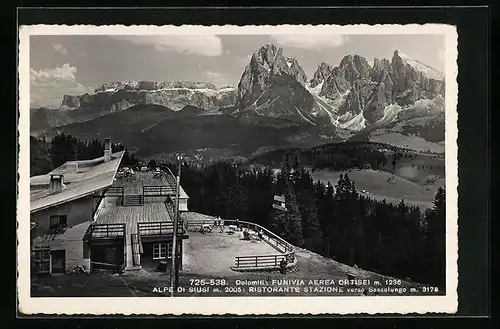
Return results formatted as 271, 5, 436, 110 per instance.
425, 187, 446, 286
295, 170, 323, 253
30, 136, 52, 175
270, 154, 304, 246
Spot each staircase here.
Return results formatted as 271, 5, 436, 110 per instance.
122, 194, 144, 206
131, 233, 143, 267
124, 233, 141, 271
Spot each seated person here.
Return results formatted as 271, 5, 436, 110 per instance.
242, 229, 251, 240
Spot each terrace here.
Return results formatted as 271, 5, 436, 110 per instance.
181, 212, 296, 275
182, 230, 283, 277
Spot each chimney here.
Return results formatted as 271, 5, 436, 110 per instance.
104, 138, 112, 162
67, 162, 79, 174
49, 174, 64, 193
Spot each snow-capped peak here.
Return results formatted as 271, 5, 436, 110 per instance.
395, 50, 444, 81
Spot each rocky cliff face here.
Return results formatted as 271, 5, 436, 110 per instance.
310, 49, 445, 128
235, 44, 329, 125
60, 81, 237, 112
309, 62, 333, 89
233, 44, 445, 133
391, 50, 445, 105
94, 80, 218, 92
29, 80, 238, 134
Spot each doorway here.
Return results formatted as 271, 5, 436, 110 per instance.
50, 249, 66, 274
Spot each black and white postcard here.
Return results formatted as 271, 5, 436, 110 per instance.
17, 24, 458, 315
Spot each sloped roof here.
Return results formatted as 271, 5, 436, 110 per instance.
30, 151, 125, 213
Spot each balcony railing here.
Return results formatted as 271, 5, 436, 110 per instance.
83, 223, 125, 240
219, 219, 296, 271
143, 185, 176, 196
137, 221, 185, 237
104, 186, 124, 197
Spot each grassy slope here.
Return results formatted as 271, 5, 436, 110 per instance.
309, 168, 439, 210
369, 131, 445, 154
306, 147, 445, 210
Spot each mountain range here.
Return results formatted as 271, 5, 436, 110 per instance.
31, 44, 446, 159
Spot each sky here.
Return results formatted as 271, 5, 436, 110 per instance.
29, 34, 445, 107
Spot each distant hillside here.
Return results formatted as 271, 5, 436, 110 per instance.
247, 141, 400, 171
46, 106, 338, 158
47, 103, 177, 142
30, 107, 74, 136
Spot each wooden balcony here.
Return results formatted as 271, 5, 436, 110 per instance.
137, 221, 186, 238
83, 223, 125, 241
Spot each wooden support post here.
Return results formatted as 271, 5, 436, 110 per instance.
170, 155, 182, 297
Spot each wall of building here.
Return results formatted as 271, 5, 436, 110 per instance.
179, 198, 188, 212
31, 190, 105, 273
31, 196, 93, 239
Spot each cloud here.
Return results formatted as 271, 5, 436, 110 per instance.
52, 43, 68, 56
30, 63, 77, 84
30, 63, 93, 107
109, 35, 223, 56
270, 35, 348, 50
201, 71, 231, 88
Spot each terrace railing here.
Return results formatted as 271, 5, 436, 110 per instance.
137, 221, 185, 237
104, 186, 125, 206
143, 185, 176, 196
185, 218, 218, 230
165, 201, 189, 233
163, 167, 178, 190
186, 218, 296, 271
83, 223, 126, 240
122, 194, 144, 206
104, 186, 124, 197
234, 254, 292, 269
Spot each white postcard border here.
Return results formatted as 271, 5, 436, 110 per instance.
17, 23, 458, 315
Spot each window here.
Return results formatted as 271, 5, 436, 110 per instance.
33, 248, 50, 274
153, 243, 172, 260
49, 215, 67, 232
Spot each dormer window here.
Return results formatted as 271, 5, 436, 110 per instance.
49, 174, 64, 193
